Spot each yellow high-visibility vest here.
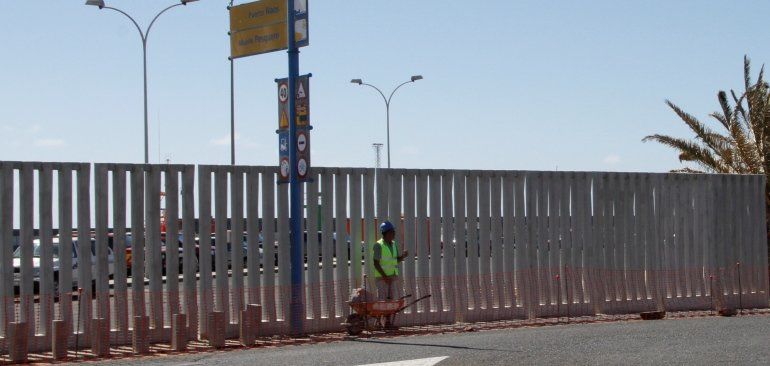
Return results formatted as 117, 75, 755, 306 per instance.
371, 239, 399, 277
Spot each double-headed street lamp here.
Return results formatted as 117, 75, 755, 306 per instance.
351, 75, 423, 169
86, 0, 198, 164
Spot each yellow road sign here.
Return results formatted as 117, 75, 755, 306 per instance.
280, 110, 289, 129
229, 0, 309, 59
230, 0, 286, 33
231, 22, 287, 59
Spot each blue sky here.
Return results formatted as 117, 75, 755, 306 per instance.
1, 0, 769, 172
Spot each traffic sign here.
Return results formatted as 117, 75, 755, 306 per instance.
280, 110, 289, 129
277, 130, 290, 183
278, 82, 289, 103
276, 75, 310, 184
297, 131, 307, 152
295, 76, 309, 126
230, 22, 287, 59
279, 134, 289, 153
276, 74, 310, 130
230, 0, 286, 33
297, 158, 308, 178
294, 128, 311, 181
229, 0, 309, 59
280, 157, 290, 180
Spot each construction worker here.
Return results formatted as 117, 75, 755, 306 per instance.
372, 221, 408, 327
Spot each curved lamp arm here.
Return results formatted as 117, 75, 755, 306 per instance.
387, 80, 415, 106
103, 6, 145, 41
146, 3, 184, 40
360, 83, 388, 107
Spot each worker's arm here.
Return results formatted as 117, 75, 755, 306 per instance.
397, 250, 409, 262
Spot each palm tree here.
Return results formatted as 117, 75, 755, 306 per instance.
643, 56, 770, 255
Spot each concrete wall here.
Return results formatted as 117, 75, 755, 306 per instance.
0, 161, 767, 356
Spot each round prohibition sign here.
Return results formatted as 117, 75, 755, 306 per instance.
297, 158, 308, 178
297, 131, 308, 153
278, 82, 289, 103
280, 157, 290, 179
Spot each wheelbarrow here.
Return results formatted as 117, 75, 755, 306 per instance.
342, 293, 431, 335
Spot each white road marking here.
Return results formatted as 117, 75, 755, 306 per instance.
357, 356, 448, 366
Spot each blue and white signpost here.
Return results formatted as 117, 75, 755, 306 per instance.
287, 0, 305, 336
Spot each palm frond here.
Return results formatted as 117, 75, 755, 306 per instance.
745, 55, 753, 92
666, 100, 730, 157
732, 89, 754, 141
728, 115, 762, 173
717, 91, 734, 127
647, 55, 769, 178
642, 134, 727, 173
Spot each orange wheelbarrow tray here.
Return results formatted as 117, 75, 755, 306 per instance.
342, 294, 431, 335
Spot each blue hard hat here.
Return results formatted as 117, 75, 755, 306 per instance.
379, 221, 395, 234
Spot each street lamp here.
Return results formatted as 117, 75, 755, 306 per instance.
86, 0, 198, 164
350, 75, 423, 169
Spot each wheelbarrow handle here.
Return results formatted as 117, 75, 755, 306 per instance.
397, 294, 432, 314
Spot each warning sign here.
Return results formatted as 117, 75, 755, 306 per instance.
280, 110, 289, 129
275, 74, 310, 131
295, 76, 309, 126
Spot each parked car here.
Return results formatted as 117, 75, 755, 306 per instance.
120, 233, 199, 276
208, 234, 266, 269
12, 237, 115, 294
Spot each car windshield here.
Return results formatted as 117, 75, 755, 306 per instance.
13, 242, 61, 259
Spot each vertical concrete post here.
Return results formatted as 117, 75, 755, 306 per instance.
239, 307, 254, 347
91, 318, 110, 357
171, 313, 187, 352
208, 311, 226, 349
52, 319, 68, 360
249, 304, 262, 326
452, 171, 468, 323
9, 322, 29, 363
132, 315, 150, 355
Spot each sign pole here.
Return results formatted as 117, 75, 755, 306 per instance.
230, 57, 235, 165
287, 0, 304, 336
229, 1, 235, 166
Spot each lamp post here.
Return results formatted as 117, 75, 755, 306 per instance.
86, 0, 198, 164
351, 75, 423, 169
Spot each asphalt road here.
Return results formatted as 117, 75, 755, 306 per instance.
91, 314, 770, 366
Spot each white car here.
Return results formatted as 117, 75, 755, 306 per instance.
12, 237, 115, 294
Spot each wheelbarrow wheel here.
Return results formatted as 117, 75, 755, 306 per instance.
346, 313, 365, 336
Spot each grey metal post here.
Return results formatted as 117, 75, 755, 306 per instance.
386, 104, 390, 169
143, 40, 149, 164
231, 58, 235, 165
229, 0, 236, 165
